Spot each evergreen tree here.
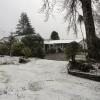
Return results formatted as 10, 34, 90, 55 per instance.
16, 12, 35, 35
51, 31, 60, 40
21, 35, 45, 58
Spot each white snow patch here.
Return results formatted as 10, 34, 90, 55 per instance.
0, 56, 19, 65
0, 58, 100, 100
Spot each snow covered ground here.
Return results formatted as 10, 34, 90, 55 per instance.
0, 56, 19, 65
0, 58, 100, 100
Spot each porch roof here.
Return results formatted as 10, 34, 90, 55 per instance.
44, 39, 82, 44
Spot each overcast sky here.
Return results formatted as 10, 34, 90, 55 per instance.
0, 0, 84, 39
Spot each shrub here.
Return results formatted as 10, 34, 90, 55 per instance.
21, 35, 45, 58
36, 47, 45, 58
64, 41, 81, 62
19, 57, 28, 63
22, 47, 32, 58
68, 61, 95, 72
49, 48, 56, 53
81, 63, 95, 72
12, 42, 24, 56
0, 43, 9, 55
21, 35, 44, 48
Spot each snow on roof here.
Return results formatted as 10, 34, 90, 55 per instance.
44, 39, 82, 44
0, 37, 10, 43
0, 34, 40, 43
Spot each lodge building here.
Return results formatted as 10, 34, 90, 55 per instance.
44, 39, 82, 53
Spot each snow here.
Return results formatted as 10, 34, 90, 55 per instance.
44, 39, 82, 44
0, 56, 19, 65
0, 58, 100, 100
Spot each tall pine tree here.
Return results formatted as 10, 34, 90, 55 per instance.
16, 12, 35, 35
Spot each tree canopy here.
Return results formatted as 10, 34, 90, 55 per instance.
21, 34, 45, 58
51, 31, 60, 40
16, 12, 35, 35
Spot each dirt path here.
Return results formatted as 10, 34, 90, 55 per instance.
45, 53, 66, 61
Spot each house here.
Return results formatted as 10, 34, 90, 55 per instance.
44, 39, 82, 53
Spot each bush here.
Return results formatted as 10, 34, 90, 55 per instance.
64, 41, 81, 62
0, 43, 9, 55
79, 63, 95, 72
49, 48, 56, 53
12, 42, 24, 56
21, 35, 44, 48
19, 57, 28, 63
68, 61, 95, 72
22, 47, 32, 58
36, 47, 45, 58
21, 35, 45, 58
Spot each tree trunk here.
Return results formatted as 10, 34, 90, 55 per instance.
71, 55, 75, 62
80, 0, 100, 60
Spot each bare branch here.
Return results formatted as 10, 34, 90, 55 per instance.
40, 0, 100, 34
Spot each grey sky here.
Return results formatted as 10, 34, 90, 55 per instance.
0, 0, 84, 39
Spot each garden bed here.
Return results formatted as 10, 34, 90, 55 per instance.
68, 69, 100, 82
67, 61, 100, 82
